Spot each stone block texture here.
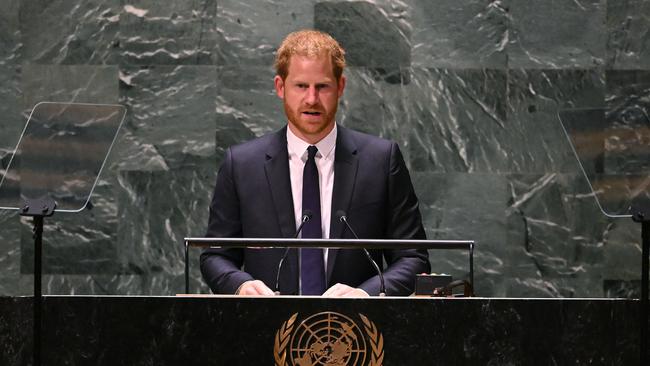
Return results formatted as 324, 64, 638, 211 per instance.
0, 0, 648, 297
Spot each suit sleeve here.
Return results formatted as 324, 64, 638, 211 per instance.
200, 148, 254, 294
358, 142, 431, 296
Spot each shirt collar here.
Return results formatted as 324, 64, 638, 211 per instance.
286, 124, 337, 161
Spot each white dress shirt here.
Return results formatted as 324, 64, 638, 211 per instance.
286, 124, 337, 269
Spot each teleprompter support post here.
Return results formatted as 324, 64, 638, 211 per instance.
20, 197, 56, 366
631, 202, 649, 366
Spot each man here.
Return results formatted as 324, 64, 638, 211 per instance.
201, 30, 429, 296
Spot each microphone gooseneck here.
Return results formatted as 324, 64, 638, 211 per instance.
274, 210, 313, 295
336, 210, 386, 296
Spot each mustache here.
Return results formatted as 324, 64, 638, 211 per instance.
300, 107, 325, 113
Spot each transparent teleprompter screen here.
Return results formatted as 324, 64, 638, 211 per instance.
0, 102, 126, 212
558, 107, 650, 218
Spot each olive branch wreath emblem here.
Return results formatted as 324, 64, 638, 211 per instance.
274, 313, 298, 366
273, 312, 384, 366
359, 314, 384, 366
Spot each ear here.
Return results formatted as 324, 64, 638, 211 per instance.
274, 75, 285, 99
337, 75, 346, 98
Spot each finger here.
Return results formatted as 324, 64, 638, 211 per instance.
322, 284, 339, 297
253, 281, 276, 296
340, 288, 369, 298
239, 280, 274, 296
237, 281, 256, 295
323, 284, 353, 297
336, 286, 355, 297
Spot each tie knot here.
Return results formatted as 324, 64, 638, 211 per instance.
307, 145, 318, 160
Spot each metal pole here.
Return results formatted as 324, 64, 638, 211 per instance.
185, 241, 189, 294
33, 216, 43, 366
642, 221, 649, 366
469, 242, 474, 290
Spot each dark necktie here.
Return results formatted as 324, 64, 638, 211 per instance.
300, 145, 325, 295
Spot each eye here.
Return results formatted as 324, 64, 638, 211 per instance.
296, 83, 308, 89
316, 83, 330, 91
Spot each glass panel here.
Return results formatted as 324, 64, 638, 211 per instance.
558, 106, 650, 218
0, 102, 126, 212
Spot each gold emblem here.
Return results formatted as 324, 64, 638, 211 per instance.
274, 312, 384, 366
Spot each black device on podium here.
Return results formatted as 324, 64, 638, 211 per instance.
0, 102, 126, 366
558, 106, 650, 365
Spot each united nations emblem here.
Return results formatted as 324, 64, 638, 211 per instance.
274, 312, 384, 366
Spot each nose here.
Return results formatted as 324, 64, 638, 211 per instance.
304, 85, 319, 105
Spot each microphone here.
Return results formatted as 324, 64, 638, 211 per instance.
335, 210, 386, 297
274, 209, 313, 295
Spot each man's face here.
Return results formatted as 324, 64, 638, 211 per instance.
274, 54, 346, 144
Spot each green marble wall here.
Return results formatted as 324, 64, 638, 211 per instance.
0, 0, 648, 297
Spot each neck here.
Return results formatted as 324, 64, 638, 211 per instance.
287, 122, 335, 145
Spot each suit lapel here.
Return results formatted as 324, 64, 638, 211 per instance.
264, 127, 296, 239
327, 126, 359, 283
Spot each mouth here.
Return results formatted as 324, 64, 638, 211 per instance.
301, 111, 323, 117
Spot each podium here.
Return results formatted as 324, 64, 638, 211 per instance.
0, 295, 641, 365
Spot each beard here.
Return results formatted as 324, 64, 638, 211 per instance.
283, 100, 337, 138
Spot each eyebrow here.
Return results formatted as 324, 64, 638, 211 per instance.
291, 79, 335, 85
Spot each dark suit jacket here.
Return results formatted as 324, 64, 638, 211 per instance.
200, 125, 430, 295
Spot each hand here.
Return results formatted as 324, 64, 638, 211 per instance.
237, 280, 275, 296
322, 283, 370, 298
